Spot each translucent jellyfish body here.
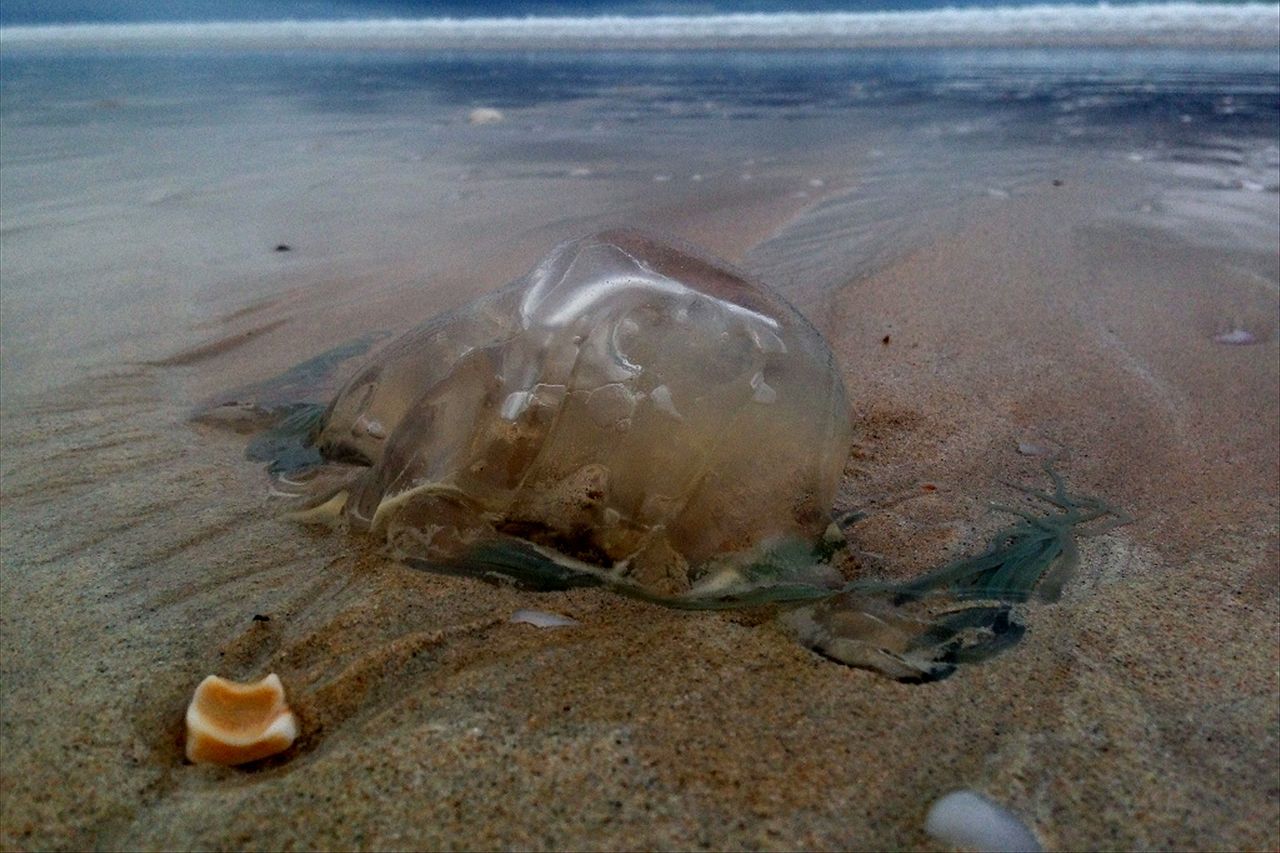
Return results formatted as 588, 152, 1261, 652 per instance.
290, 230, 853, 602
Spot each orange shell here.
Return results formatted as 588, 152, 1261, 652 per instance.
184, 673, 299, 765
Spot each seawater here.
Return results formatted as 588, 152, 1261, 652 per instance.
1, 46, 1276, 396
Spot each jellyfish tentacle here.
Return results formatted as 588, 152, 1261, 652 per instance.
794, 464, 1128, 680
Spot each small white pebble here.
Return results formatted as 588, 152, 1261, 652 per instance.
1213, 328, 1258, 345
925, 790, 1041, 853
1017, 441, 1049, 457
510, 609, 579, 628
468, 107, 505, 125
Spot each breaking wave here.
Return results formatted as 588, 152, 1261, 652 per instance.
2, 3, 1276, 51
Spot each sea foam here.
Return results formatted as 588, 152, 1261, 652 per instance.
1, 4, 1276, 52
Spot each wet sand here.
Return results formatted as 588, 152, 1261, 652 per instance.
2, 58, 1278, 850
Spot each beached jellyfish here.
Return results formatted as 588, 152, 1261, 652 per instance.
274, 230, 854, 604
235, 230, 1127, 681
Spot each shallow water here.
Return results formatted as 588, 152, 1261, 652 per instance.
2, 49, 1276, 397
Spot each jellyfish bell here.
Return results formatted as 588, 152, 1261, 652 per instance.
283, 229, 854, 602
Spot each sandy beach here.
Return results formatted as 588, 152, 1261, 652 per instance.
1, 47, 1277, 850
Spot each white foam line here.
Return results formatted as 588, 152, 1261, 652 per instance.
2, 4, 1277, 52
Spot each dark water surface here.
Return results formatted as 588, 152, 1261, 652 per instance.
4, 47, 1277, 128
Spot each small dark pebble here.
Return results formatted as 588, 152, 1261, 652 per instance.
252, 614, 271, 622
1052, 179, 1064, 187
274, 244, 291, 252
881, 334, 891, 345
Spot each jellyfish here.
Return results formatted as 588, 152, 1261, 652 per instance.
241, 230, 1125, 681
272, 230, 853, 605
